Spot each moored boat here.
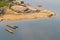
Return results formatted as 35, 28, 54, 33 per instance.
6, 25, 18, 29
5, 28, 13, 34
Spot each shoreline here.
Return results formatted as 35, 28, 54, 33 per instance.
0, 0, 55, 22
0, 11, 54, 21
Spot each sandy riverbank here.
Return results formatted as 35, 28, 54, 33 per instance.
0, 1, 55, 21
0, 10, 54, 21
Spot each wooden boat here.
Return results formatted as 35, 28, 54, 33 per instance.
6, 25, 18, 29
5, 28, 13, 34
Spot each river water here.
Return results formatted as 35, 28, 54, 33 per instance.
0, 0, 60, 40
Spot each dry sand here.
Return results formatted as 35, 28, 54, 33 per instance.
0, 7, 55, 21
0, 11, 54, 21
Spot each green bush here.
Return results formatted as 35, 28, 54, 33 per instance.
0, 1, 8, 7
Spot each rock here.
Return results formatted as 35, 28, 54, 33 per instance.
26, 6, 37, 11
40, 10, 48, 13
0, 18, 3, 22
26, 6, 40, 13
0, 7, 7, 16
11, 5, 28, 13
38, 4, 42, 7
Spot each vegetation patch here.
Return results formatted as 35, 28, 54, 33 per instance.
0, 1, 8, 7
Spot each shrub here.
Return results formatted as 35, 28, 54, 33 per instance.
0, 1, 8, 7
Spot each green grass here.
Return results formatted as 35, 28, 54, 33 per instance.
0, 1, 9, 7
